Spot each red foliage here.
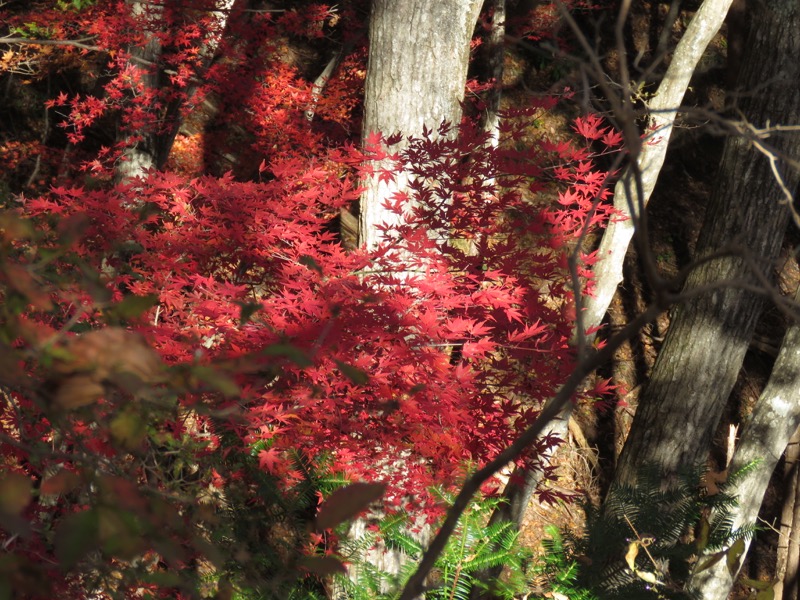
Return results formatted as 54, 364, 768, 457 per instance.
0, 0, 619, 595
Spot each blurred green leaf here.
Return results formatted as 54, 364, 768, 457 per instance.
55, 509, 99, 570
236, 301, 262, 325
107, 294, 158, 321
299, 555, 346, 576
334, 359, 369, 385
191, 365, 240, 396
110, 410, 147, 450
299, 254, 323, 274
727, 538, 746, 575
98, 507, 145, 559
262, 344, 312, 367
316, 482, 386, 531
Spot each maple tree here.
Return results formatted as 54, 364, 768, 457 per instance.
0, 1, 620, 597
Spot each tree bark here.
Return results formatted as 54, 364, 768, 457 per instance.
115, 0, 236, 182
358, 0, 483, 251
688, 285, 800, 598
776, 429, 800, 600
613, 0, 800, 487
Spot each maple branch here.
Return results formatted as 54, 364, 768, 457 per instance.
0, 36, 102, 52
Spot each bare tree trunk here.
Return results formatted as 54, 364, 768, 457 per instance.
774, 429, 800, 600
581, 0, 736, 334
688, 283, 800, 598
115, 0, 236, 182
484, 0, 505, 149
777, 430, 800, 600
358, 0, 483, 251
115, 1, 164, 182
495, 0, 736, 533
613, 0, 800, 488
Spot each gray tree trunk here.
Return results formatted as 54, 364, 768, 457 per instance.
358, 0, 483, 251
688, 284, 800, 599
581, 0, 735, 339
613, 0, 800, 487
775, 428, 800, 600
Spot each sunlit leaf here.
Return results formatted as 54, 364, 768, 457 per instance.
624, 540, 639, 571
727, 538, 746, 575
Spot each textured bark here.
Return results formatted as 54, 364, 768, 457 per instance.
358, 0, 483, 250
776, 431, 800, 600
614, 0, 800, 486
774, 430, 800, 600
688, 287, 800, 598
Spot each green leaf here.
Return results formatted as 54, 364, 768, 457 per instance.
694, 550, 726, 574
316, 482, 386, 531
334, 359, 369, 385
299, 555, 346, 576
236, 301, 262, 325
191, 365, 240, 396
98, 507, 145, 559
109, 410, 147, 451
55, 509, 99, 570
741, 578, 775, 591
727, 538, 746, 575
299, 254, 323, 274
696, 514, 711, 551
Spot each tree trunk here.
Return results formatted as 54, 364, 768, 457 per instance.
613, 0, 800, 486
494, 0, 735, 534
115, 0, 236, 182
775, 428, 800, 600
688, 284, 800, 598
358, 0, 483, 251
115, 1, 164, 182
581, 0, 735, 337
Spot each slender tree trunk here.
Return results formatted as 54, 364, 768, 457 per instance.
776, 430, 800, 600
581, 0, 735, 335
774, 430, 800, 600
358, 0, 483, 251
612, 0, 800, 487
495, 0, 735, 533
